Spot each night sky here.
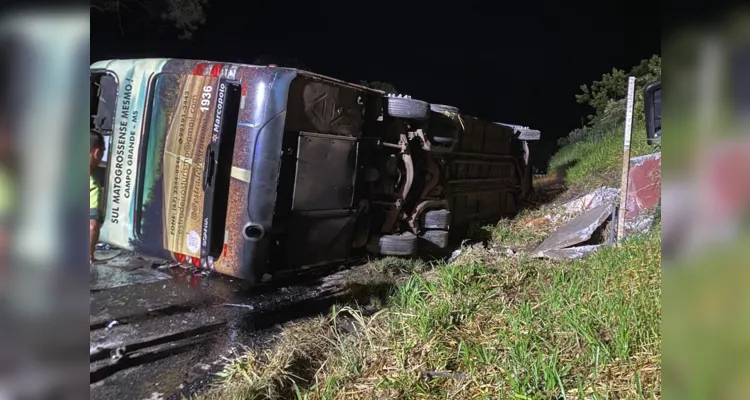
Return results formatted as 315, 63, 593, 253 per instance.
91, 0, 661, 166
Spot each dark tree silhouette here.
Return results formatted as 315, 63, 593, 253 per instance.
361, 81, 398, 94
91, 0, 209, 39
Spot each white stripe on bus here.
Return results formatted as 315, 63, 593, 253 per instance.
230, 166, 251, 183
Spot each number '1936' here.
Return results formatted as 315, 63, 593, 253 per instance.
199, 85, 212, 112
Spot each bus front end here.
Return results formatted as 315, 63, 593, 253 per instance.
91, 58, 297, 282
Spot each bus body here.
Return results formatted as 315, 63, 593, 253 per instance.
90, 58, 540, 283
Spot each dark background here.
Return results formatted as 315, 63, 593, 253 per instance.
91, 0, 661, 170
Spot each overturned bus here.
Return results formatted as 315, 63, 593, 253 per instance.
90, 59, 541, 283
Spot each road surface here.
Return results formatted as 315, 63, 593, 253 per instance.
89, 250, 379, 400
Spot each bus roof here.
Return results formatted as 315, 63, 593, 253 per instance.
91, 58, 384, 95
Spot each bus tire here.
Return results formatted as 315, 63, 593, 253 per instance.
367, 233, 417, 256
386, 97, 430, 120
423, 209, 451, 230
430, 104, 459, 114
420, 229, 450, 249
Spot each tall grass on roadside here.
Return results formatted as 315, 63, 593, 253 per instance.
203, 226, 661, 400
550, 125, 656, 190
303, 228, 661, 399
199, 318, 335, 400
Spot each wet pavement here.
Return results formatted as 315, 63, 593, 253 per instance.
89, 250, 376, 400
90, 250, 173, 291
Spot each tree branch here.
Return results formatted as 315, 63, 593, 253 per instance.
116, 0, 124, 35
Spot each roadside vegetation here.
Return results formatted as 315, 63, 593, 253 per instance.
196, 56, 662, 400
545, 55, 661, 193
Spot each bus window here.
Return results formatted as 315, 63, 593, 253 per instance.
90, 71, 117, 164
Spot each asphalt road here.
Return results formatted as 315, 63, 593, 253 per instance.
89, 250, 368, 400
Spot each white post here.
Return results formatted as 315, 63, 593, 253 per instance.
617, 77, 637, 243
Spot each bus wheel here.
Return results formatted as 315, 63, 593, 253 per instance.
366, 232, 417, 256
385, 97, 430, 120
423, 209, 451, 230
430, 104, 459, 114
420, 230, 450, 249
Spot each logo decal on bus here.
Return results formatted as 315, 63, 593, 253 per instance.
211, 81, 227, 142
186, 230, 200, 254
202, 217, 209, 248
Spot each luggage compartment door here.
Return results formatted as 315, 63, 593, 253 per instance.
291, 132, 358, 211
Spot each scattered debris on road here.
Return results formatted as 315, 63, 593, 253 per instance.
90, 251, 172, 291
220, 303, 255, 310
110, 346, 126, 362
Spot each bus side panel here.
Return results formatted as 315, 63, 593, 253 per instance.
447, 117, 522, 229
270, 77, 368, 271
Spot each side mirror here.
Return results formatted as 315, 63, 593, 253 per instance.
644, 81, 661, 145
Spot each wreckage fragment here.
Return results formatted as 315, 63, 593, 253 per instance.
532, 204, 615, 259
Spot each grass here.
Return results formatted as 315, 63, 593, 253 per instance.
548, 125, 657, 191
197, 222, 661, 400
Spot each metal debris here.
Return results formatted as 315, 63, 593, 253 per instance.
532, 204, 615, 259
448, 249, 462, 263
561, 187, 619, 215
156, 261, 181, 270
106, 320, 119, 330
539, 245, 604, 260
531, 161, 661, 259
625, 153, 661, 221
111, 346, 126, 362
493, 122, 541, 141
625, 214, 656, 235
90, 345, 104, 357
